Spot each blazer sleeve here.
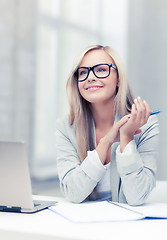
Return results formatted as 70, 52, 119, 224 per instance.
55, 117, 106, 203
116, 115, 159, 206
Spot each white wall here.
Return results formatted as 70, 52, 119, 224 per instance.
127, 0, 167, 180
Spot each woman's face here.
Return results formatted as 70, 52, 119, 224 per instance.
77, 49, 118, 106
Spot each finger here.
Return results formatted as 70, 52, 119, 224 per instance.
134, 97, 146, 119
116, 115, 129, 129
131, 103, 137, 120
143, 100, 151, 119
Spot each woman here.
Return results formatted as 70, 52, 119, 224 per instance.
56, 45, 159, 205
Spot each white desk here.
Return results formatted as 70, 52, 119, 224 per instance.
0, 181, 167, 240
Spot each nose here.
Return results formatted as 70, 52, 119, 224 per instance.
87, 69, 96, 82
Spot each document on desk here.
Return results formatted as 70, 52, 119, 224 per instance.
49, 201, 145, 223
116, 202, 167, 219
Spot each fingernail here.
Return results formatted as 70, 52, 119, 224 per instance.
137, 96, 141, 100
143, 100, 147, 104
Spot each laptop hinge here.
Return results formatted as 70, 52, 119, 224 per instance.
0, 205, 21, 212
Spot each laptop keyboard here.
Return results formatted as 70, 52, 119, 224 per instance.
34, 202, 40, 207
33, 199, 57, 208
33, 200, 43, 207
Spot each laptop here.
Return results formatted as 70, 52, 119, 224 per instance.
0, 141, 57, 213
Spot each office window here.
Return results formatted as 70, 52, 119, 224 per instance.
32, 0, 129, 178
33, 0, 102, 177
0, 0, 129, 179
0, 0, 36, 155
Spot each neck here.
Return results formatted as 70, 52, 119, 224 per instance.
91, 101, 115, 129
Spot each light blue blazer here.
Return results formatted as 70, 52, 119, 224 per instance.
56, 115, 159, 205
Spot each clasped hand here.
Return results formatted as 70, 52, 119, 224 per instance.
105, 97, 151, 146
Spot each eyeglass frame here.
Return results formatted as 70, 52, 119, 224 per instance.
73, 63, 118, 82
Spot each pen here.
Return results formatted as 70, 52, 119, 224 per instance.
150, 110, 162, 116
128, 110, 162, 119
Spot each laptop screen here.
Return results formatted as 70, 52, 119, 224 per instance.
0, 142, 34, 209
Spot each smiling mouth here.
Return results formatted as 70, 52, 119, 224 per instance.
86, 86, 103, 91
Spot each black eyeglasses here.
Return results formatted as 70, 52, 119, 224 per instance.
73, 63, 118, 82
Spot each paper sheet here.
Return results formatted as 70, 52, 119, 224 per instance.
117, 202, 167, 219
49, 201, 144, 223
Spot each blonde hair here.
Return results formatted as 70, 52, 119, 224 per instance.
66, 45, 134, 160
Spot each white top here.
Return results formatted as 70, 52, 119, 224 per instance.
96, 141, 136, 200
56, 115, 159, 205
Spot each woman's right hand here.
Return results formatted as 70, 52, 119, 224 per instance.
105, 115, 130, 145
96, 115, 129, 164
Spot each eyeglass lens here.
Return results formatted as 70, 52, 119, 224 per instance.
77, 64, 110, 81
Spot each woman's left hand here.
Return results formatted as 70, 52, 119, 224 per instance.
119, 96, 151, 151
